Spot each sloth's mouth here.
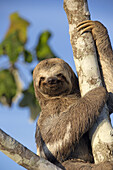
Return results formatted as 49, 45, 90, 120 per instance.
47, 80, 62, 87
46, 83, 62, 91
42, 81, 61, 89
41, 82, 70, 96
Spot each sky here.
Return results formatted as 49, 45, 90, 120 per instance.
0, 0, 113, 169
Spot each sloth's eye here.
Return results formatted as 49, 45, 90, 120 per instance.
57, 73, 64, 77
57, 74, 68, 83
39, 77, 45, 87
40, 77, 45, 81
57, 73, 65, 79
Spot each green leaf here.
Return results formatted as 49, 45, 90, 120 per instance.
0, 31, 23, 63
0, 44, 4, 55
36, 31, 56, 61
0, 12, 30, 64
23, 49, 33, 63
0, 69, 17, 106
5, 12, 30, 44
19, 82, 41, 121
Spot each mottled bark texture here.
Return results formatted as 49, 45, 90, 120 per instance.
0, 129, 61, 170
64, 0, 113, 164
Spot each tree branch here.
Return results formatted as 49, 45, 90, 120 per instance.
64, 0, 113, 163
0, 128, 61, 170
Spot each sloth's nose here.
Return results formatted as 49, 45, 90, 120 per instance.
47, 77, 58, 85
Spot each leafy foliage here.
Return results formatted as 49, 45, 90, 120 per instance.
19, 82, 41, 121
0, 12, 57, 120
0, 70, 17, 106
36, 31, 56, 60
5, 12, 30, 44
0, 12, 32, 64
0, 31, 24, 64
23, 49, 32, 63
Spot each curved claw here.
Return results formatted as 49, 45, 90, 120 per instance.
77, 20, 94, 27
79, 26, 94, 35
77, 20, 95, 34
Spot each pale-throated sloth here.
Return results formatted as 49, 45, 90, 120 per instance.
33, 21, 113, 170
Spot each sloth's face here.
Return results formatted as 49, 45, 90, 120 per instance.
37, 73, 71, 96
33, 59, 73, 97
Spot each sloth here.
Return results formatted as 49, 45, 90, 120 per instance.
33, 21, 113, 169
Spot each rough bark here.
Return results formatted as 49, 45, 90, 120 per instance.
0, 129, 61, 170
64, 0, 113, 163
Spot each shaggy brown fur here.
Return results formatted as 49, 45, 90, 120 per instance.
33, 58, 108, 169
62, 160, 113, 170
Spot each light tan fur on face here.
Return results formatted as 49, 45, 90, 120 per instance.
33, 58, 73, 97
35, 65, 71, 88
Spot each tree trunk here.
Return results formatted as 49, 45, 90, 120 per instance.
64, 0, 113, 163
0, 129, 61, 170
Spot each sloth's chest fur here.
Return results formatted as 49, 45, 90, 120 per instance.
37, 95, 93, 163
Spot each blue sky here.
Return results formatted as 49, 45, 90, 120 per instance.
0, 0, 113, 169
